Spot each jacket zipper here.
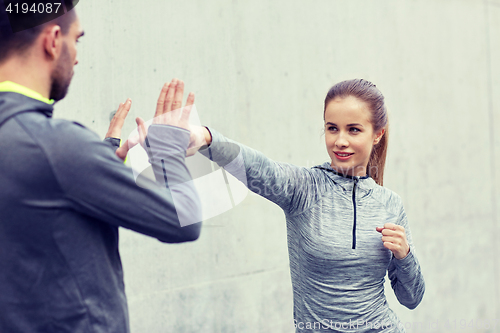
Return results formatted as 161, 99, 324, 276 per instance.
352, 178, 358, 249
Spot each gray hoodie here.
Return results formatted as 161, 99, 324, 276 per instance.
201, 128, 425, 333
0, 91, 202, 333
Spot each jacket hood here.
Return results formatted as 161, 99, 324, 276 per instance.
0, 92, 53, 127
313, 161, 377, 191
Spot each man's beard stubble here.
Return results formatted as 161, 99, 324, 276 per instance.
49, 43, 73, 102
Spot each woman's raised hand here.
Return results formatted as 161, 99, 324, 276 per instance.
152, 79, 194, 129
115, 79, 207, 159
152, 78, 206, 156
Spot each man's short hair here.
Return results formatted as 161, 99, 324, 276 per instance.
0, 3, 76, 63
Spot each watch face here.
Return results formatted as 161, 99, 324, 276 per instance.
126, 105, 248, 226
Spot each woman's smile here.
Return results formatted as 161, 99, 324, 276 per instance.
333, 151, 354, 160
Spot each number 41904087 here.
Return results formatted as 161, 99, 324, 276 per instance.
5, 2, 62, 14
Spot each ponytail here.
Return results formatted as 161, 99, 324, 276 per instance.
367, 123, 388, 186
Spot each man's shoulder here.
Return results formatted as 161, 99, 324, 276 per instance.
13, 112, 118, 169
24, 113, 95, 135
15, 112, 101, 147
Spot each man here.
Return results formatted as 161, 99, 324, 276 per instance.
0, 3, 202, 332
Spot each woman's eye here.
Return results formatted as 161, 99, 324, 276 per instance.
327, 126, 336, 131
350, 127, 360, 133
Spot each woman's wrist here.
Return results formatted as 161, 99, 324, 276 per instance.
395, 246, 410, 260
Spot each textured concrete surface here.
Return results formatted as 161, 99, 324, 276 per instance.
53, 0, 499, 332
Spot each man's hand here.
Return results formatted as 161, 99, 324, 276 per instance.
105, 99, 132, 161
376, 223, 410, 259
106, 98, 131, 140
106, 98, 147, 162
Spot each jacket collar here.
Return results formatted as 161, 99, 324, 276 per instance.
0, 81, 54, 105
0, 91, 54, 127
313, 162, 377, 191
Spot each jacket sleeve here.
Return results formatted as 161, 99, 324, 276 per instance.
387, 203, 425, 309
49, 122, 202, 243
102, 137, 121, 151
198, 127, 320, 215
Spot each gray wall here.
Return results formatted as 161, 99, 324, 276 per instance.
55, 0, 500, 332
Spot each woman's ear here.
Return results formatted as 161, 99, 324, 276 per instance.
374, 128, 385, 145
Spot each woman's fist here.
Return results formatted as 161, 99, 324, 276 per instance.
376, 223, 410, 260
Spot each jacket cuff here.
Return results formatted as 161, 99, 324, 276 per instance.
198, 127, 240, 166
146, 124, 190, 153
393, 247, 416, 271
103, 137, 121, 152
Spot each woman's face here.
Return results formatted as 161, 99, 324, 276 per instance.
324, 96, 384, 177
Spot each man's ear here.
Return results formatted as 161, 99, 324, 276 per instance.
374, 128, 385, 145
43, 25, 62, 60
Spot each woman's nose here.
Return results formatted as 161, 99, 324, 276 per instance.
335, 133, 349, 148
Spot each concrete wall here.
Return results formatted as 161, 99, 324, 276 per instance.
54, 0, 499, 332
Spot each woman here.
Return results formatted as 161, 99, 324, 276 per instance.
198, 79, 425, 332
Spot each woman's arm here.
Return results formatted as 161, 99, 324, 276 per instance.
387, 204, 425, 309
198, 127, 319, 215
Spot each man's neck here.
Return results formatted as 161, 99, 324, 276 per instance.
0, 57, 51, 99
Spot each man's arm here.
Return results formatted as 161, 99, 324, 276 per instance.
51, 80, 202, 242
48, 119, 201, 242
